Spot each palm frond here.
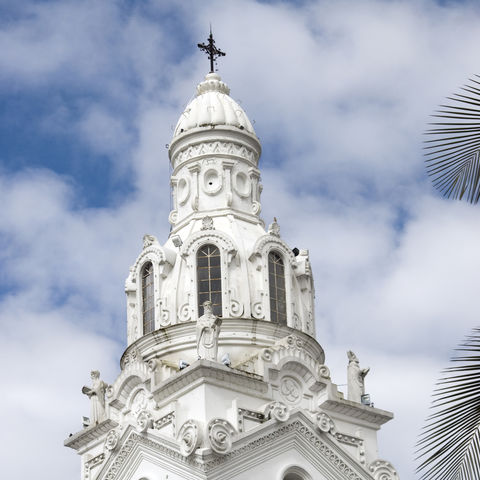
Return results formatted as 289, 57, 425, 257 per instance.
416, 328, 480, 480
425, 76, 480, 203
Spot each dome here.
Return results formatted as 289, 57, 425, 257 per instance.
173, 73, 256, 138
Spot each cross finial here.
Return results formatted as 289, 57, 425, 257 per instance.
197, 28, 226, 73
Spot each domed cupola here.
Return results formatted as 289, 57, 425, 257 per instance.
167, 72, 262, 232
173, 73, 256, 138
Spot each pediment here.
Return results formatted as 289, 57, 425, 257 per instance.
94, 412, 379, 480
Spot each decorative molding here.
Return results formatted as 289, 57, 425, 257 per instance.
280, 375, 303, 405
181, 229, 237, 263
207, 418, 237, 454
237, 408, 265, 433
369, 459, 399, 480
84, 453, 105, 480
173, 141, 258, 168
100, 417, 370, 480
316, 412, 335, 434
154, 411, 176, 432
104, 429, 119, 452
177, 420, 201, 457
249, 234, 296, 265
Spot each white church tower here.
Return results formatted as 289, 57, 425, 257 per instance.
66, 34, 399, 480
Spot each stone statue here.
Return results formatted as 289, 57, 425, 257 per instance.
196, 301, 222, 361
347, 351, 370, 403
82, 370, 108, 425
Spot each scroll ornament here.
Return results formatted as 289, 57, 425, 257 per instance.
207, 418, 236, 454
177, 420, 201, 457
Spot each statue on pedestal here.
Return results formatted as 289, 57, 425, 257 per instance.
196, 301, 222, 361
82, 370, 108, 425
347, 351, 370, 403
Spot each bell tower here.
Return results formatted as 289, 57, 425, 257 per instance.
65, 34, 400, 480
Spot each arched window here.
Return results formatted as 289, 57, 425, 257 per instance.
268, 251, 286, 325
142, 262, 155, 334
197, 244, 222, 317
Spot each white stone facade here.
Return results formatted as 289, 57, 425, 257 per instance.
66, 72, 399, 480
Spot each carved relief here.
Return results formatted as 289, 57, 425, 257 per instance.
178, 302, 192, 322
316, 412, 335, 434
264, 401, 290, 422
251, 201, 261, 215
136, 410, 153, 433
143, 234, 157, 249
168, 210, 178, 225
229, 298, 244, 317
159, 298, 171, 327
369, 460, 399, 480
201, 215, 214, 230
280, 376, 303, 405
123, 348, 140, 366
207, 418, 236, 454
177, 420, 201, 457
104, 429, 119, 452
130, 389, 148, 415
173, 141, 258, 168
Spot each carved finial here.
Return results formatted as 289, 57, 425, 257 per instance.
197, 27, 226, 73
143, 234, 157, 249
268, 217, 280, 237
201, 215, 215, 230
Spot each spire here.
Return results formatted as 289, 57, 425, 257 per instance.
197, 28, 226, 73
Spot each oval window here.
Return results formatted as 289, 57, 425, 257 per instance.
177, 177, 190, 205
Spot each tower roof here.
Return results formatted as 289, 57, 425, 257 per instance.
173, 73, 256, 138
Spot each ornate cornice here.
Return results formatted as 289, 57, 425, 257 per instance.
64, 419, 118, 451
100, 412, 374, 480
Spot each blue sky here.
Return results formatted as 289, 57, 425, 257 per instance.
2, 0, 480, 478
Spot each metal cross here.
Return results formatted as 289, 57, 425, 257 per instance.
197, 29, 226, 73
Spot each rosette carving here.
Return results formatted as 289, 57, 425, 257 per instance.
207, 418, 236, 454
136, 410, 153, 433
316, 412, 335, 433
104, 429, 119, 452
177, 420, 201, 457
264, 401, 290, 422
369, 460, 399, 480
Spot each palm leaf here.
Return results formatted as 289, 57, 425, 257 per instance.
416, 328, 480, 479
425, 76, 480, 203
